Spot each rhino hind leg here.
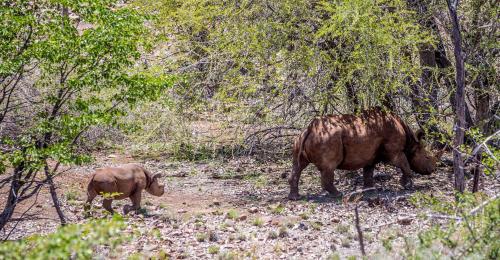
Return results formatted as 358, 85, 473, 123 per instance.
320, 170, 342, 197
288, 160, 308, 200
84, 189, 97, 217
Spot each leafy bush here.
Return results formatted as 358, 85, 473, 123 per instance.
0, 215, 127, 260
403, 193, 499, 259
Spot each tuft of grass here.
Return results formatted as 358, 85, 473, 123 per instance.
271, 204, 285, 214
208, 245, 220, 255
278, 226, 288, 238
155, 250, 169, 260
65, 190, 79, 201
252, 176, 268, 188
382, 236, 394, 251
341, 237, 351, 248
267, 231, 278, 240
226, 209, 239, 220
237, 233, 247, 241
299, 212, 309, 220
335, 224, 350, 234
252, 217, 264, 227
311, 221, 323, 231
196, 233, 207, 242
150, 228, 162, 240
218, 251, 238, 260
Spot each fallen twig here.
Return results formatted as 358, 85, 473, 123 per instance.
469, 193, 499, 216
354, 206, 366, 256
344, 187, 377, 203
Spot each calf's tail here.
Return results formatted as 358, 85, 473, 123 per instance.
86, 173, 97, 199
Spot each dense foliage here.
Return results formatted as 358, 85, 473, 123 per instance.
0, 216, 126, 259
135, 0, 433, 121
0, 0, 172, 230
405, 193, 499, 259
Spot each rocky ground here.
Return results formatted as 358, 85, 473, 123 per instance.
1, 152, 498, 259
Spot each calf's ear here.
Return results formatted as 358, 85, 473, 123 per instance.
152, 173, 163, 180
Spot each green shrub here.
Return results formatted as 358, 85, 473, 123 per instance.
0, 215, 127, 260
404, 193, 499, 259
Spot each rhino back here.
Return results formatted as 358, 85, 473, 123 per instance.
91, 166, 144, 199
304, 109, 407, 171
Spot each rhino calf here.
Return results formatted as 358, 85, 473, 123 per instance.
84, 164, 165, 215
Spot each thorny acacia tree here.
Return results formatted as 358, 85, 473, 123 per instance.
0, 0, 171, 232
447, 0, 466, 192
135, 0, 433, 120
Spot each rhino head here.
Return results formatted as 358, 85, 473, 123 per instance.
408, 130, 444, 175
146, 173, 165, 196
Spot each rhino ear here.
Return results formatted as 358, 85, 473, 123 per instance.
415, 129, 425, 142
152, 173, 163, 180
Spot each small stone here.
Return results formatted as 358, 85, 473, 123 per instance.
143, 244, 158, 252
208, 230, 219, 242
397, 216, 413, 225
108, 154, 117, 158
332, 217, 340, 223
298, 222, 308, 230
212, 201, 221, 206
270, 219, 281, 226
178, 209, 187, 213
238, 215, 248, 221
248, 207, 259, 213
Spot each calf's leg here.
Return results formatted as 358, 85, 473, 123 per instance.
102, 199, 114, 213
124, 190, 142, 214
84, 189, 97, 215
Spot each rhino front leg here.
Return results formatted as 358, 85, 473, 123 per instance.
388, 152, 413, 189
363, 165, 375, 188
124, 190, 142, 214
320, 170, 342, 197
102, 199, 114, 213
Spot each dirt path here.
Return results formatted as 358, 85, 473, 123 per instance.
1, 152, 497, 259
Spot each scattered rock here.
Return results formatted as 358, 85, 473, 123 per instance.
208, 230, 219, 242
248, 207, 259, 213
238, 215, 248, 221
298, 222, 308, 230
397, 217, 413, 225
178, 209, 187, 213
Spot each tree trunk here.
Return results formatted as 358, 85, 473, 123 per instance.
0, 166, 23, 231
45, 166, 66, 225
472, 152, 482, 192
447, 0, 466, 193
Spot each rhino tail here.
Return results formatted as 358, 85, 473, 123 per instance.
295, 123, 313, 169
86, 173, 97, 199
